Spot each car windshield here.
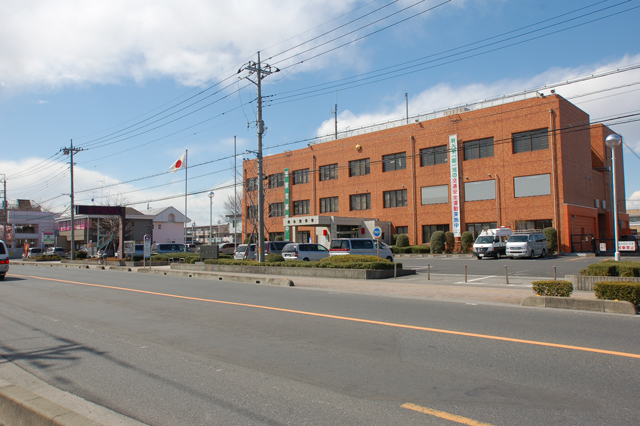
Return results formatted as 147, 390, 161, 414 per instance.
475, 236, 494, 244
282, 244, 296, 252
237, 246, 247, 252
508, 235, 529, 242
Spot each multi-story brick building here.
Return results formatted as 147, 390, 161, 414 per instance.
242, 93, 629, 253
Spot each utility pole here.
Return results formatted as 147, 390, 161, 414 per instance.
62, 140, 83, 260
238, 52, 279, 262
1, 174, 6, 243
332, 103, 338, 140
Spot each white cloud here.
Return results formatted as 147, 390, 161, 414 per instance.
0, 0, 364, 90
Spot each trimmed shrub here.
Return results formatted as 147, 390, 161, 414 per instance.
410, 245, 430, 254
543, 227, 558, 253
445, 231, 455, 253
265, 253, 284, 262
35, 255, 63, 261
583, 261, 640, 277
391, 234, 399, 246
461, 231, 474, 253
430, 231, 446, 254
75, 251, 88, 260
274, 235, 284, 241
532, 280, 573, 297
203, 254, 400, 270
396, 234, 410, 248
594, 281, 640, 306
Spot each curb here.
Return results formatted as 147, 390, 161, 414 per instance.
521, 296, 638, 315
137, 268, 294, 287
0, 379, 102, 426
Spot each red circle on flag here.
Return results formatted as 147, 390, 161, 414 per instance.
175, 160, 182, 168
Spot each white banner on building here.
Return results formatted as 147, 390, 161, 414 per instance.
449, 134, 461, 237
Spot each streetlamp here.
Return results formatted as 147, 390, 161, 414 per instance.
208, 191, 214, 245
605, 134, 622, 261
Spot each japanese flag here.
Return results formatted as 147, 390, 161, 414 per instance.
170, 152, 186, 173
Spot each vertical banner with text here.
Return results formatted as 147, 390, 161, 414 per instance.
449, 134, 461, 237
284, 168, 290, 241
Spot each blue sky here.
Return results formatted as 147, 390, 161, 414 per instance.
2, 0, 640, 226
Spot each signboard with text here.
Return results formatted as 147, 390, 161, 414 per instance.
449, 134, 461, 237
618, 241, 637, 251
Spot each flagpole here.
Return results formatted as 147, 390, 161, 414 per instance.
184, 150, 188, 252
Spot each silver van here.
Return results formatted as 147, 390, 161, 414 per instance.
329, 238, 394, 262
506, 233, 548, 259
233, 244, 256, 260
0, 240, 9, 280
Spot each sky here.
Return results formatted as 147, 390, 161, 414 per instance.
2, 0, 640, 227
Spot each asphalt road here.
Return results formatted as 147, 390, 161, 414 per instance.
1, 264, 639, 425
398, 254, 627, 278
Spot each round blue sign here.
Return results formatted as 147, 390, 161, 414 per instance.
373, 227, 382, 238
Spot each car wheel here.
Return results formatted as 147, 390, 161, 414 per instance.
530, 250, 535, 259
496, 252, 501, 259
477, 256, 482, 260
0, 275, 5, 280
303, 258, 310, 261
386, 256, 394, 262
541, 249, 546, 258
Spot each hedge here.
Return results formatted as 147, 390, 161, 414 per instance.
203, 254, 400, 270
532, 280, 573, 297
34, 255, 63, 261
583, 261, 640, 277
410, 245, 430, 254
594, 282, 640, 306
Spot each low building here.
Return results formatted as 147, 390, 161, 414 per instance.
242, 93, 629, 253
0, 200, 59, 255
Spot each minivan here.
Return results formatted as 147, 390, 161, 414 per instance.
233, 244, 256, 260
329, 238, 394, 262
0, 240, 9, 280
152, 243, 186, 254
506, 233, 547, 259
45, 247, 66, 257
282, 243, 330, 261
264, 241, 292, 256
26, 247, 43, 258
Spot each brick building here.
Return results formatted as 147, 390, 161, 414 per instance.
242, 94, 629, 253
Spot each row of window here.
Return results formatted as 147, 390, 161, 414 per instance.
246, 129, 549, 189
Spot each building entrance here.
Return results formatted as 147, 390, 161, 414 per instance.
336, 225, 359, 239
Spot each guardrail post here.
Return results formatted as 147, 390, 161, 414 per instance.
394, 262, 397, 279
504, 265, 509, 284
428, 263, 431, 280
553, 266, 557, 280
464, 264, 467, 283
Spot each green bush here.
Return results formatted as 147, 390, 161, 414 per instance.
35, 255, 63, 261
583, 261, 640, 277
396, 234, 410, 248
75, 251, 88, 260
445, 231, 455, 253
461, 231, 474, 253
430, 231, 446, 254
594, 281, 640, 306
265, 253, 284, 262
532, 280, 573, 297
274, 235, 284, 241
410, 245, 430, 254
203, 254, 400, 270
544, 227, 558, 253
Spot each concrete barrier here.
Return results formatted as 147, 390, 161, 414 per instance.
0, 379, 102, 426
138, 268, 294, 287
521, 296, 638, 315
565, 275, 640, 291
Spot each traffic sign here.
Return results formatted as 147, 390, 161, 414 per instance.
373, 226, 382, 238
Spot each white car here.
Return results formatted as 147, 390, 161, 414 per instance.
506, 233, 547, 259
282, 243, 330, 261
0, 240, 9, 280
329, 238, 394, 262
233, 244, 256, 260
218, 243, 236, 255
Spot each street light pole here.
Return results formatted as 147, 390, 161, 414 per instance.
208, 191, 214, 245
605, 134, 622, 261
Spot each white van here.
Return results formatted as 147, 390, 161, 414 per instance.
329, 238, 394, 262
506, 232, 548, 259
473, 227, 512, 259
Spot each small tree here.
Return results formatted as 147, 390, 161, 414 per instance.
544, 227, 558, 253
396, 234, 410, 248
461, 231, 474, 253
445, 231, 455, 253
430, 231, 446, 254
274, 235, 284, 241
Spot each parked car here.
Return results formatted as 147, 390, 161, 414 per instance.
26, 247, 43, 258
45, 247, 66, 257
0, 240, 9, 280
264, 241, 292, 256
152, 243, 186, 254
282, 243, 330, 261
329, 238, 394, 262
506, 233, 547, 259
473, 227, 512, 259
218, 243, 237, 255
233, 244, 256, 260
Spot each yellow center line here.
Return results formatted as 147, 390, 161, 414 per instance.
12, 273, 640, 360
402, 403, 495, 426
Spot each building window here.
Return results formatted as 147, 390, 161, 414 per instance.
269, 173, 284, 188
319, 164, 338, 181
515, 220, 552, 231
421, 185, 448, 205
466, 222, 497, 239
464, 137, 494, 160
350, 193, 371, 211
513, 128, 549, 153
422, 224, 450, 244
269, 203, 285, 217
246, 177, 258, 191
383, 152, 406, 172
158, 224, 161, 230
384, 189, 407, 208
514, 174, 551, 198
247, 205, 258, 219
269, 232, 285, 241
293, 200, 310, 215
293, 169, 309, 185
349, 159, 370, 177
396, 226, 408, 236
420, 146, 447, 166
320, 197, 339, 213
464, 180, 496, 202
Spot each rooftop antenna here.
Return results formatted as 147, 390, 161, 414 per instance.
332, 90, 338, 140
405, 78, 409, 124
